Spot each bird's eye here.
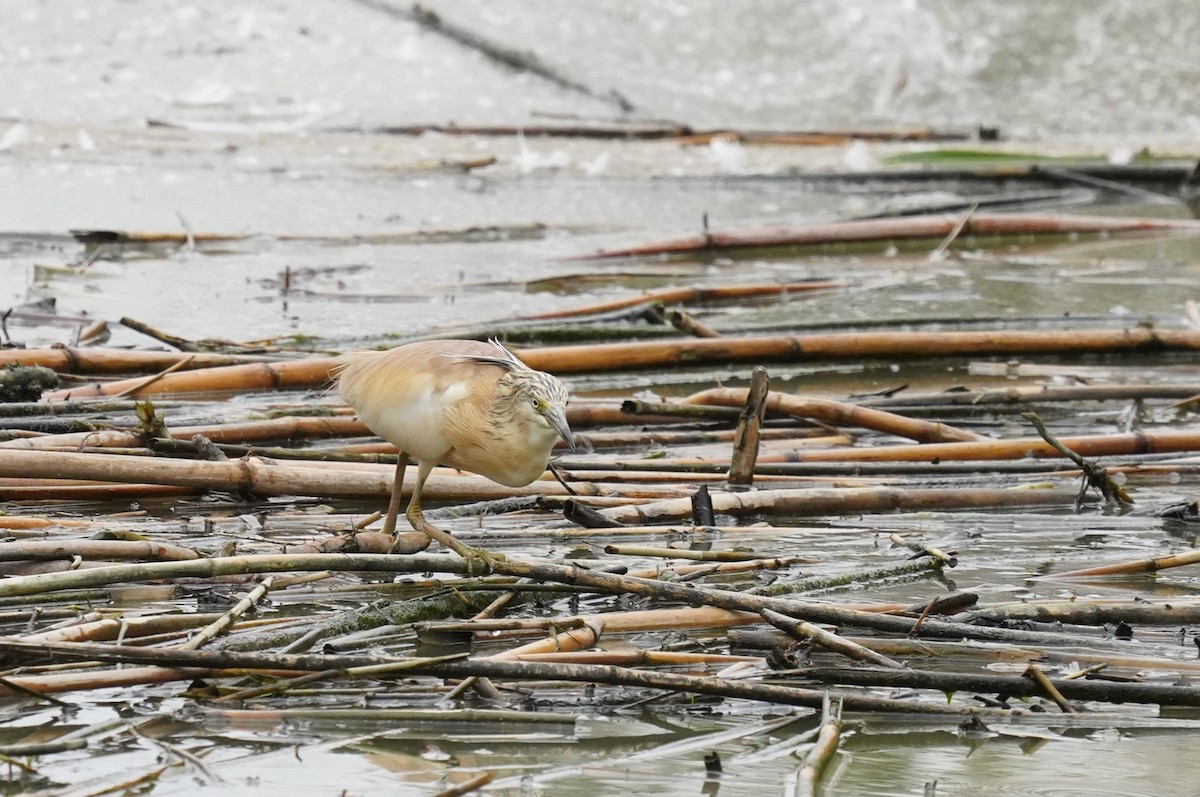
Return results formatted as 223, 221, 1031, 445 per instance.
530, 397, 542, 410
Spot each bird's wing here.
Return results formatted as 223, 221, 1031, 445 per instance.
335, 341, 505, 461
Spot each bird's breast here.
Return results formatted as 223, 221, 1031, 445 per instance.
443, 415, 558, 487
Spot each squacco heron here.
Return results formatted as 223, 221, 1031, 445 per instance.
335, 339, 575, 564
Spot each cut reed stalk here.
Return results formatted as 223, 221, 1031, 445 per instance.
41, 327, 1200, 397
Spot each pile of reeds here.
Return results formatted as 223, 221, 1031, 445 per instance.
4, 276, 1200, 791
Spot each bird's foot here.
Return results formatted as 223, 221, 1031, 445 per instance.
410, 514, 505, 574
437, 538, 505, 576
454, 543, 507, 576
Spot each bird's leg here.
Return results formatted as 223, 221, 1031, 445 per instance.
405, 460, 506, 573
381, 453, 409, 537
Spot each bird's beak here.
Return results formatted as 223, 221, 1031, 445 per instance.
546, 406, 576, 452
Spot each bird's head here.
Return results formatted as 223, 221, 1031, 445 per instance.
510, 369, 576, 453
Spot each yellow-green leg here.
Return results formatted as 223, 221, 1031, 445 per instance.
381, 453, 409, 537
405, 460, 506, 573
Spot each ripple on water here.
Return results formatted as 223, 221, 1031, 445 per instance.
834, 730, 1200, 797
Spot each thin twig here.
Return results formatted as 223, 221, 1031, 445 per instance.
112, 354, 196, 399
177, 577, 274, 650
1023, 411, 1133, 506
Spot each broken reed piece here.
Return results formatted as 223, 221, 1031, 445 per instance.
189, 433, 229, 462
760, 608, 906, 669
888, 533, 958, 567
20, 613, 225, 645
619, 399, 741, 422
119, 316, 199, 352
40, 355, 337, 401
1023, 664, 1078, 713
176, 577, 275, 651
519, 279, 843, 321
928, 201, 978, 260
1061, 663, 1109, 681
691, 484, 716, 526
797, 695, 842, 797
212, 653, 472, 705
110, 354, 196, 400
282, 529, 401, 556
601, 544, 765, 562
488, 621, 605, 664
1035, 548, 1200, 580
0, 539, 201, 563
728, 367, 770, 486
562, 498, 626, 528
902, 592, 978, 616
681, 386, 983, 444
432, 772, 493, 797
517, 327, 1200, 376
419, 606, 760, 642
666, 308, 721, 338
